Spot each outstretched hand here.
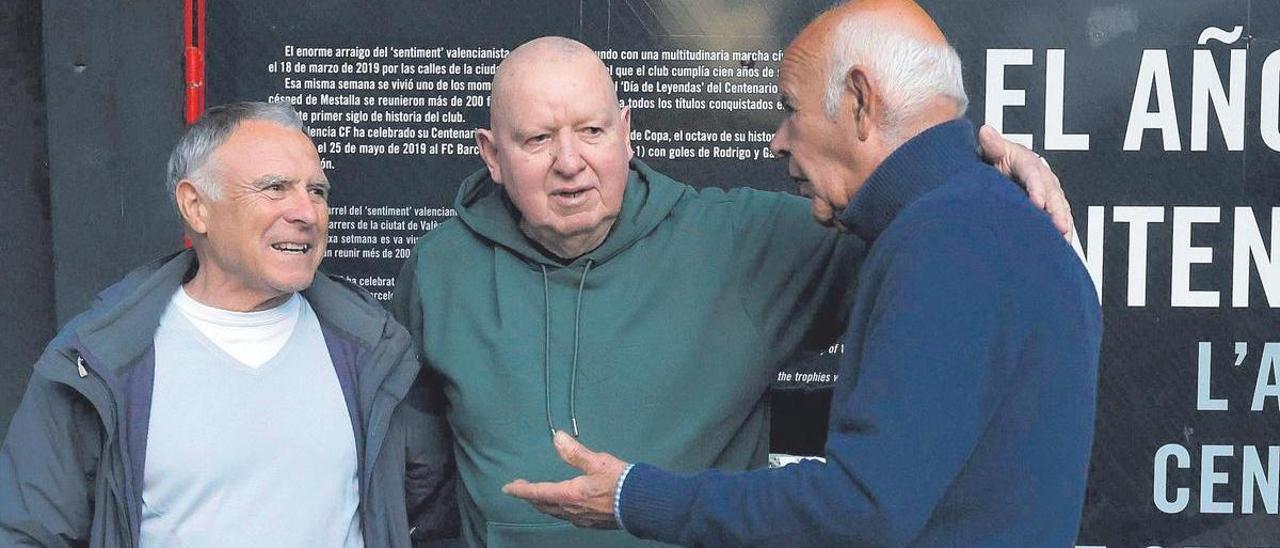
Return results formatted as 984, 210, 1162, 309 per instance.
977, 125, 1075, 240
502, 431, 628, 530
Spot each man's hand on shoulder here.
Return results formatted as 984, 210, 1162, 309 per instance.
977, 125, 1075, 240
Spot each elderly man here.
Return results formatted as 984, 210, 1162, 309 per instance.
393, 30, 1074, 546
0, 102, 452, 547
504, 1, 1102, 546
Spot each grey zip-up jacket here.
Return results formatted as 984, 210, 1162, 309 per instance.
0, 250, 457, 547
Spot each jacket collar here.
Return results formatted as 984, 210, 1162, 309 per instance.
305, 269, 418, 403
73, 249, 411, 399
838, 118, 978, 244
75, 250, 195, 373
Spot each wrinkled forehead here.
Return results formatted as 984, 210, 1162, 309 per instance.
209, 121, 324, 179
779, 32, 830, 100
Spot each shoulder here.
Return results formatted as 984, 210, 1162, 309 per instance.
865, 170, 1024, 290
409, 217, 474, 256
878, 166, 1092, 309
45, 251, 190, 354
409, 215, 502, 261
311, 272, 383, 310
398, 217, 491, 282
893, 165, 1047, 248
305, 272, 407, 349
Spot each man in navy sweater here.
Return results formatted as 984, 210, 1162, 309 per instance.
503, 0, 1102, 546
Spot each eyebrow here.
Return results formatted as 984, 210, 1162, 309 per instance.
253, 174, 295, 187
251, 174, 330, 188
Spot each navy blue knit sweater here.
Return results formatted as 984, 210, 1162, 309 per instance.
619, 119, 1102, 547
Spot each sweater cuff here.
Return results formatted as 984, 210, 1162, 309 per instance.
617, 463, 698, 544
614, 463, 635, 529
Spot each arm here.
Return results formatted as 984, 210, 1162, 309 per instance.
402, 367, 460, 544
0, 362, 99, 546
391, 255, 460, 544
507, 218, 1016, 547
728, 189, 865, 363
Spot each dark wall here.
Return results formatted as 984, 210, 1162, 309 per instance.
0, 0, 185, 437
43, 0, 185, 325
0, 0, 53, 439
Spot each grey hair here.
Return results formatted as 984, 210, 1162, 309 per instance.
823, 13, 968, 144
165, 101, 307, 202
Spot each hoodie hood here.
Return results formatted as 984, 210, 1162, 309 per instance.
453, 158, 687, 267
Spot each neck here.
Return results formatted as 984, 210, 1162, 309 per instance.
886, 98, 962, 149
520, 219, 614, 260
183, 267, 291, 313
832, 106, 964, 231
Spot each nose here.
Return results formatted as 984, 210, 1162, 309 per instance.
769, 123, 790, 159
551, 133, 587, 177
282, 186, 319, 226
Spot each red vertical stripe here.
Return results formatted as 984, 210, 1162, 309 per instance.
183, 0, 205, 126
182, 0, 205, 248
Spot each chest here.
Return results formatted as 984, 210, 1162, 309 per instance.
423, 246, 775, 446
144, 318, 357, 492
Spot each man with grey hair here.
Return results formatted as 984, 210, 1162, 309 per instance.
504, 1, 1101, 546
0, 101, 454, 547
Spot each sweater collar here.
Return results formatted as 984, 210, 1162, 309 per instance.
838, 118, 977, 243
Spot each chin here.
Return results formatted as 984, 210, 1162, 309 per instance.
274, 272, 318, 294
553, 216, 606, 236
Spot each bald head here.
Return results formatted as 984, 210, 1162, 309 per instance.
801, 0, 946, 48
474, 36, 634, 259
789, 0, 967, 142
490, 37, 618, 130
769, 0, 968, 227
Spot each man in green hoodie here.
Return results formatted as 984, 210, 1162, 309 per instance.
390, 36, 1071, 547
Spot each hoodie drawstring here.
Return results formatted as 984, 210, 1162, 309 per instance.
539, 260, 594, 439
540, 265, 554, 438
569, 259, 592, 437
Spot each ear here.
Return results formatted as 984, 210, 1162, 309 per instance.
175, 179, 211, 235
475, 128, 504, 185
619, 106, 634, 161
845, 66, 878, 142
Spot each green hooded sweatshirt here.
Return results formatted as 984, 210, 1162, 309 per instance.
392, 159, 864, 547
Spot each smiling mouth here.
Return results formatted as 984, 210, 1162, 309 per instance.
271, 243, 312, 255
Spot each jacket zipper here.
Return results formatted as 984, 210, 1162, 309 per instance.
49, 350, 134, 546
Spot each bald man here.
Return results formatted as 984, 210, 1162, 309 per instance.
503, 2, 1101, 546
394, 31, 1078, 546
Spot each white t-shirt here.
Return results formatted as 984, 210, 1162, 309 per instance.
169, 287, 301, 368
